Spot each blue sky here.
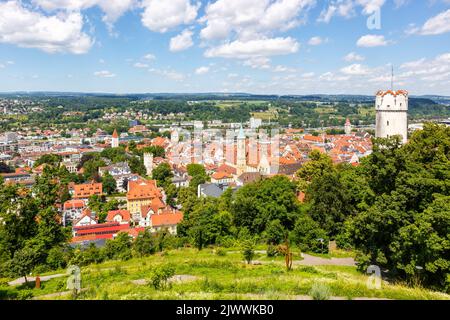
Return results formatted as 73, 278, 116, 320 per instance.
0, 0, 450, 95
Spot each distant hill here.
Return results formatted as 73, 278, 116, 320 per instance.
1, 91, 449, 106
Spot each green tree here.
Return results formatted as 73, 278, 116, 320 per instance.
265, 219, 286, 245
133, 231, 156, 257
152, 163, 173, 186
241, 238, 255, 264
102, 173, 117, 195
291, 214, 329, 253
9, 247, 39, 283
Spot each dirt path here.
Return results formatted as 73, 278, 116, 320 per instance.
8, 273, 66, 286
296, 253, 356, 267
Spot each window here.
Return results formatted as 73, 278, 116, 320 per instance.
387, 121, 390, 126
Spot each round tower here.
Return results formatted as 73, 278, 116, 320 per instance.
375, 90, 408, 144
345, 118, 352, 135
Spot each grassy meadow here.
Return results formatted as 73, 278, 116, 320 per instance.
5, 248, 449, 301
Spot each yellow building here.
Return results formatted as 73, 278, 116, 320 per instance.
126, 179, 162, 217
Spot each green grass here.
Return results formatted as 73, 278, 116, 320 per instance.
6, 248, 450, 300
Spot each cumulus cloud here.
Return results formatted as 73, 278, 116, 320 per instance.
32, 0, 137, 31
243, 57, 271, 69
308, 36, 327, 46
195, 66, 210, 75
200, 0, 315, 41
141, 0, 200, 33
318, 0, 386, 23
0, 1, 93, 54
143, 53, 156, 60
169, 29, 194, 52
340, 63, 370, 75
344, 52, 365, 62
409, 9, 450, 36
204, 37, 300, 59
94, 70, 116, 78
134, 62, 149, 68
357, 34, 389, 47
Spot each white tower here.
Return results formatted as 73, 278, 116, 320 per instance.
236, 125, 246, 175
144, 153, 153, 177
171, 129, 179, 144
111, 129, 119, 148
375, 90, 408, 144
344, 118, 352, 135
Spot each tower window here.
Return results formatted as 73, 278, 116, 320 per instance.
387, 105, 390, 108
387, 121, 390, 126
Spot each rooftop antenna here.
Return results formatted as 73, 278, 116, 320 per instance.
391, 64, 394, 91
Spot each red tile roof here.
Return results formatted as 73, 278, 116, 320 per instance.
106, 210, 131, 223
151, 211, 183, 227
63, 199, 86, 210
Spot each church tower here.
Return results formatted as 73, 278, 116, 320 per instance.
345, 118, 352, 135
111, 129, 119, 148
375, 90, 408, 144
144, 153, 153, 177
236, 125, 246, 175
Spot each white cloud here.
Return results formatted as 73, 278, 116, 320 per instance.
340, 63, 370, 75
273, 65, 297, 73
301, 72, 315, 78
204, 37, 299, 59
143, 53, 156, 60
141, 0, 200, 33
195, 66, 210, 75
0, 1, 92, 54
32, 0, 137, 31
243, 57, 271, 69
200, 0, 315, 41
344, 52, 365, 62
94, 70, 116, 78
413, 9, 450, 36
357, 34, 389, 47
134, 62, 149, 68
169, 29, 194, 52
318, 0, 386, 23
308, 36, 326, 46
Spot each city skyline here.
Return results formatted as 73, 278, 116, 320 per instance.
0, 0, 450, 95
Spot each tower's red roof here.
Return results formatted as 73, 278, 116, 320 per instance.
112, 129, 119, 138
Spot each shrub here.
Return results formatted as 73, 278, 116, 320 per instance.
241, 239, 255, 264
17, 289, 34, 300
218, 236, 236, 248
309, 282, 332, 300
267, 244, 278, 258
215, 247, 226, 256
150, 264, 175, 290
201, 277, 224, 292
291, 215, 329, 253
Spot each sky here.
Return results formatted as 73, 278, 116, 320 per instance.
0, 0, 450, 95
